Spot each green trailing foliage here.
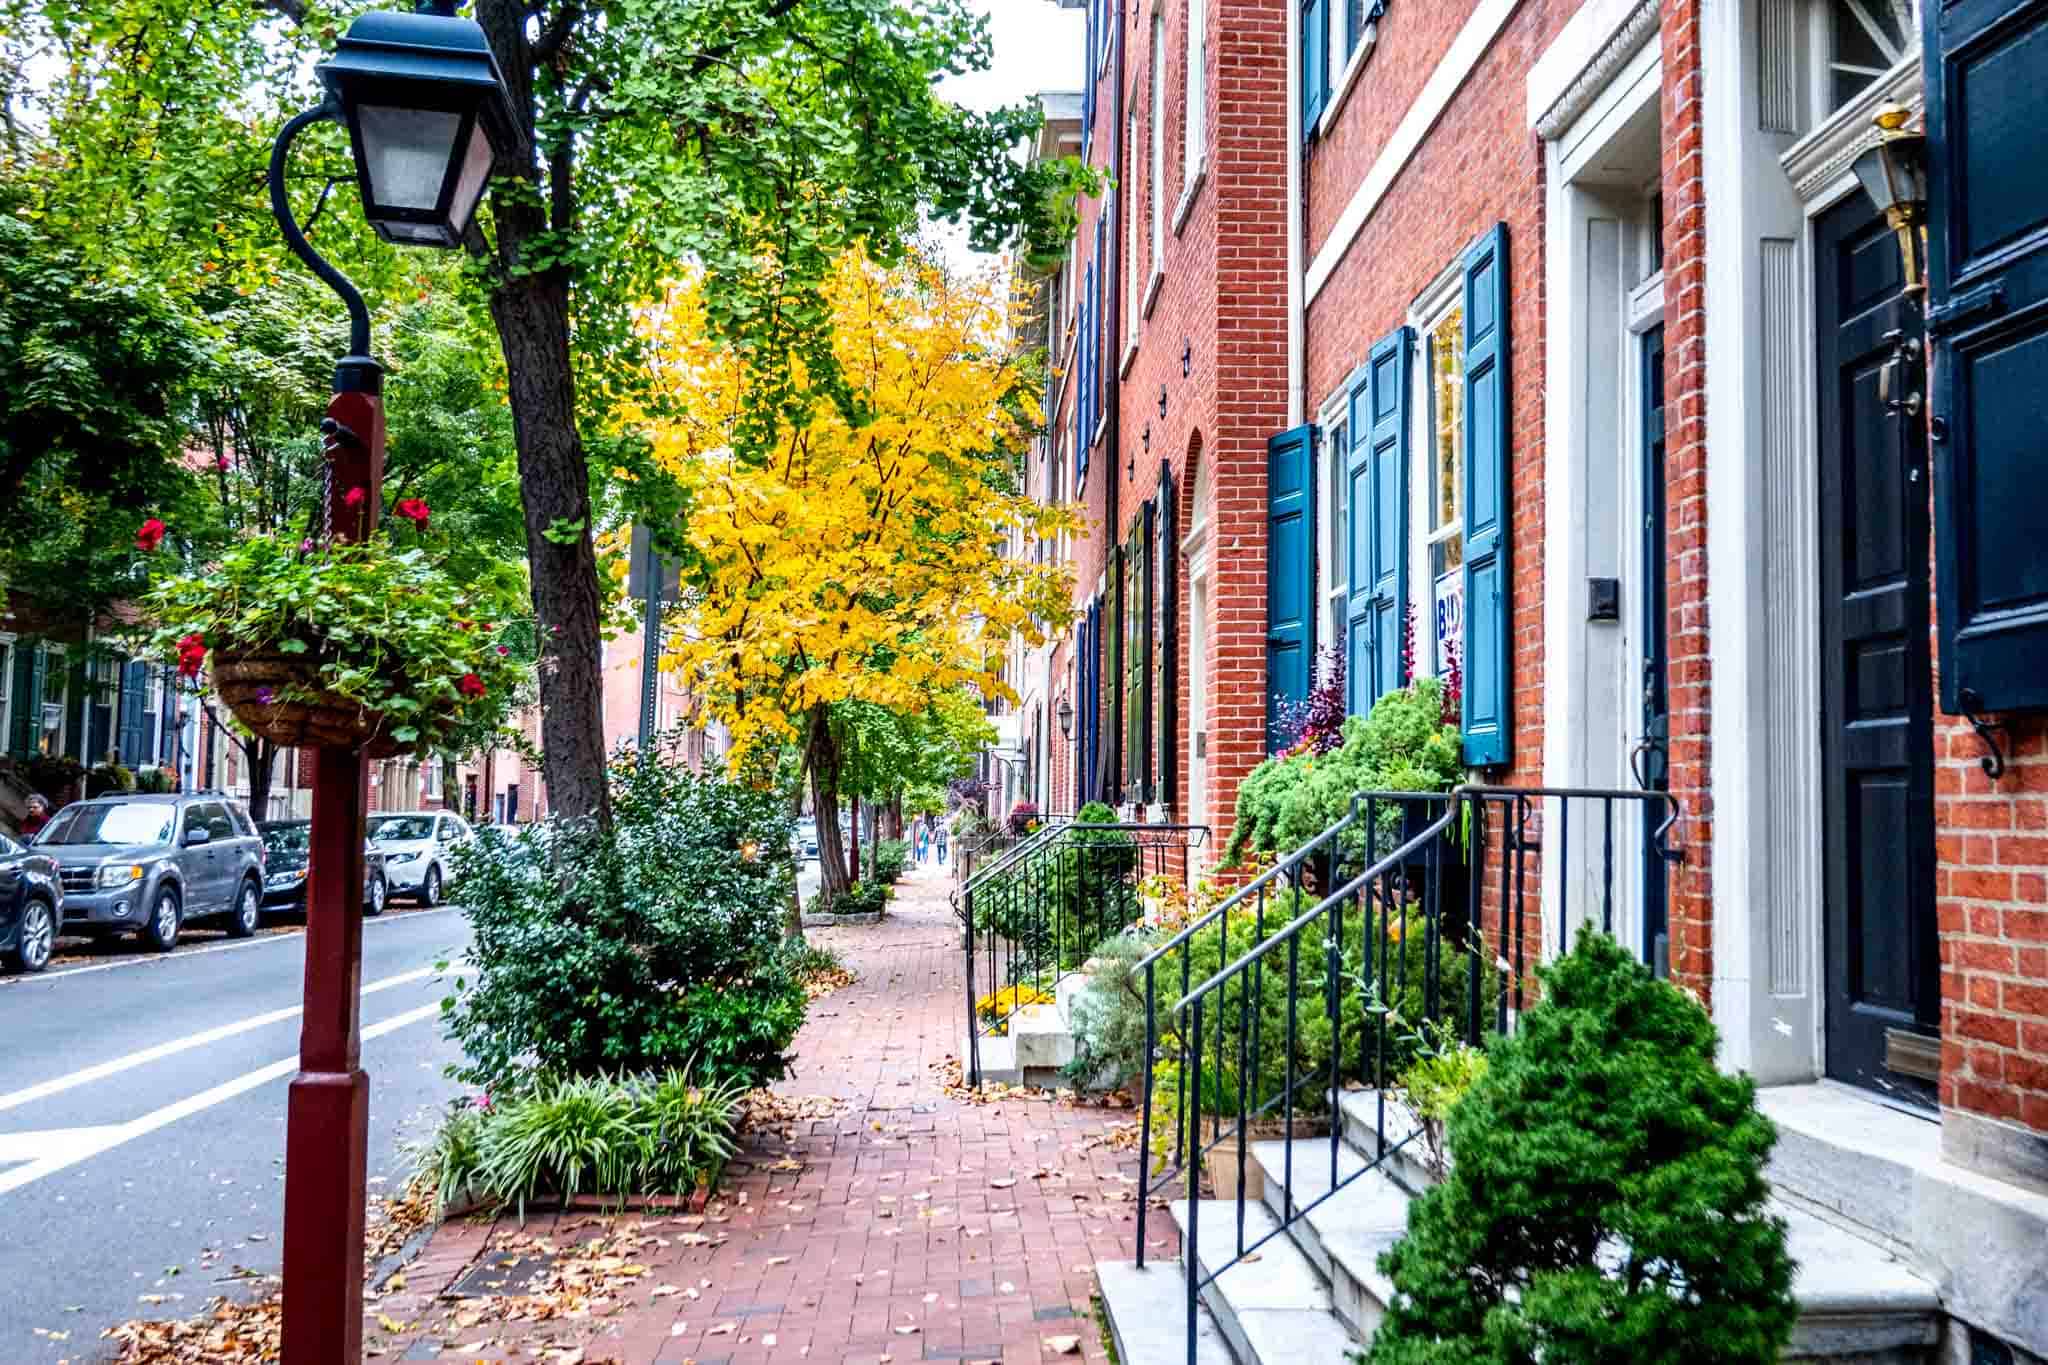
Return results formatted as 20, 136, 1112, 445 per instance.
440, 749, 805, 1092
832, 879, 891, 915
1366, 932, 1797, 1365
1225, 678, 1464, 866
872, 838, 909, 886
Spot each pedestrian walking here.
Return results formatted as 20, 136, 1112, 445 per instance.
916, 821, 931, 865
936, 821, 948, 865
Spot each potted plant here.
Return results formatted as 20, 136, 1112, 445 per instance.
139, 505, 526, 759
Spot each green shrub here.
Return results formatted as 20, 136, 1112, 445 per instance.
1062, 931, 1159, 1090
132, 765, 174, 793
974, 800, 1140, 974
833, 879, 889, 915
411, 1099, 488, 1209
442, 752, 805, 1092
85, 761, 135, 797
1368, 933, 1796, 1365
1225, 679, 1464, 865
21, 752, 84, 801
1149, 892, 1494, 1160
872, 838, 909, 885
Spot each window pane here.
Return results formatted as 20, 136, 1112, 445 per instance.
1828, 0, 1910, 113
1330, 425, 1348, 593
1429, 307, 1465, 561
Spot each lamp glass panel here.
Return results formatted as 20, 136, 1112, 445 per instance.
1853, 144, 1896, 213
445, 118, 496, 236
383, 219, 454, 245
357, 104, 463, 211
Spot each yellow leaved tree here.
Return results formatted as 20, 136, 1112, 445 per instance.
635, 247, 1075, 895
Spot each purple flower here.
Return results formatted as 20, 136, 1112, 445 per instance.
255, 686, 275, 705
300, 538, 314, 552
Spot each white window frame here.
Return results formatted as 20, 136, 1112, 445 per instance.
1148, 8, 1166, 304
1182, 0, 1207, 203
40, 645, 69, 759
1808, 0, 1915, 127
0, 632, 14, 751
1310, 391, 1352, 668
1123, 109, 1141, 361
1407, 259, 1468, 681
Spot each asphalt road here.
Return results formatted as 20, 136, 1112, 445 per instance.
0, 906, 471, 1362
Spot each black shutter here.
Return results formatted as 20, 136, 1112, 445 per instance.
1925, 0, 2048, 714
1158, 461, 1179, 808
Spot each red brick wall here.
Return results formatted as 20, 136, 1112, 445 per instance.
1658, 0, 1714, 1004
1050, 0, 1289, 857
1934, 647, 2048, 1135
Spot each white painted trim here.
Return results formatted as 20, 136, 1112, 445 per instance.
1527, 0, 1659, 134
1780, 53, 1922, 202
1119, 336, 1139, 379
0, 629, 14, 756
1143, 265, 1165, 319
1172, 163, 1206, 237
1555, 40, 1662, 185
1315, 21, 1380, 141
1304, 0, 1522, 307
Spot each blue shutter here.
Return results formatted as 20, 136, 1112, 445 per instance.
119, 660, 148, 768
1461, 224, 1512, 767
1925, 0, 2048, 714
1302, 0, 1328, 135
1266, 424, 1315, 750
1158, 461, 1178, 807
8, 645, 34, 758
1347, 327, 1411, 716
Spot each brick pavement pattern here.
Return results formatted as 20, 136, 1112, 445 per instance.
373, 863, 1155, 1364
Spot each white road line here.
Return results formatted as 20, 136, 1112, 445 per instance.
16, 905, 463, 983
0, 1001, 442, 1197
0, 966, 439, 1116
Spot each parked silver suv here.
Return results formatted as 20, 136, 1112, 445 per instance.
35, 793, 266, 950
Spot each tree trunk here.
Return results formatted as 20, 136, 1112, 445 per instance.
807, 707, 851, 899
476, 0, 611, 830
887, 794, 903, 840
244, 737, 276, 822
848, 792, 862, 883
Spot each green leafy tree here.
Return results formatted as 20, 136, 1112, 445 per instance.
1368, 932, 1796, 1365
3, 0, 1088, 830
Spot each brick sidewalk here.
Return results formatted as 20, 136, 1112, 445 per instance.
371, 863, 1154, 1364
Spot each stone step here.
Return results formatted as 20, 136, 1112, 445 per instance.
1167, 1197, 1357, 1364
1336, 1089, 1439, 1193
1094, 1260, 1234, 1365
1246, 1128, 1944, 1363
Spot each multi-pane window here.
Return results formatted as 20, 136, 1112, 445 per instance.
1424, 305, 1465, 674
41, 647, 67, 758
1184, 0, 1206, 184
1125, 110, 1140, 348
1319, 417, 1349, 660
0, 639, 11, 750
1828, 0, 1911, 112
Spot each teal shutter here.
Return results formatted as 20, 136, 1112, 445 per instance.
1158, 462, 1178, 806
1266, 424, 1315, 749
120, 660, 149, 767
1347, 327, 1411, 716
1302, 0, 1329, 134
1925, 0, 2048, 713
8, 645, 34, 758
1461, 224, 1512, 767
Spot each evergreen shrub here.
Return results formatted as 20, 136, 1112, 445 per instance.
441, 755, 804, 1092
1367, 932, 1796, 1365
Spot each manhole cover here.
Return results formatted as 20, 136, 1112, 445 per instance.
446, 1251, 557, 1298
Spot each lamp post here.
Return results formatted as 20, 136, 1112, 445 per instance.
266, 5, 522, 1360
1853, 101, 1929, 295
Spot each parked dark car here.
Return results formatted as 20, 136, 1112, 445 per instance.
34, 793, 266, 950
257, 821, 389, 917
0, 828, 61, 973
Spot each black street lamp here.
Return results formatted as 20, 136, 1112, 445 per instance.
1057, 695, 1075, 739
265, 6, 521, 1362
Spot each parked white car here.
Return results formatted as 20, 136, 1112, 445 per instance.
366, 811, 472, 906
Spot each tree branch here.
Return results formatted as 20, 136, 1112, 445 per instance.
263, 0, 310, 26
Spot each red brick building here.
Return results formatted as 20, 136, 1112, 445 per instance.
1035, 0, 2048, 1350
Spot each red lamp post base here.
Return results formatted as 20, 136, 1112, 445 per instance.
282, 1069, 369, 1362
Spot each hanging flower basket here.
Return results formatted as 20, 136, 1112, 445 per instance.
137, 509, 530, 760
211, 648, 409, 758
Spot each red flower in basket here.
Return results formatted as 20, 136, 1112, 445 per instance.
394, 498, 431, 530
175, 633, 207, 680
136, 518, 167, 553
344, 486, 366, 509
457, 672, 487, 700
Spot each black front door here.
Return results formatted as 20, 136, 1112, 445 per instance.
1637, 325, 1670, 975
1816, 194, 1940, 1105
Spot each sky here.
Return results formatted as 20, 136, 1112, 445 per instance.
929, 0, 1088, 275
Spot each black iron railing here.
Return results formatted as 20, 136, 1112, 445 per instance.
1131, 785, 1681, 1360
953, 820, 1210, 1088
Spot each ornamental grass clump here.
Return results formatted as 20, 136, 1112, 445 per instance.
1366, 931, 1797, 1365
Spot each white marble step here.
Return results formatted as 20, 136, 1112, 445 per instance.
1094, 1260, 1235, 1365
1250, 1140, 1408, 1340
1168, 1197, 1358, 1364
